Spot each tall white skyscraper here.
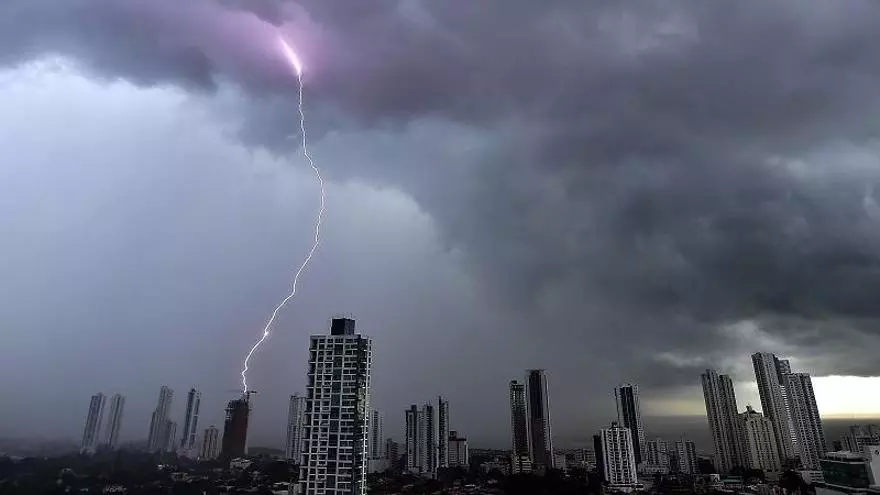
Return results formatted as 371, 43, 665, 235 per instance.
147, 386, 174, 452
104, 394, 125, 450
701, 369, 746, 473
286, 394, 307, 462
200, 425, 220, 460
405, 403, 436, 475
785, 373, 826, 469
299, 318, 373, 495
596, 422, 639, 492
368, 409, 384, 460
438, 397, 449, 469
752, 353, 797, 463
739, 406, 781, 473
179, 388, 201, 453
81, 393, 106, 454
526, 369, 554, 470
615, 384, 645, 465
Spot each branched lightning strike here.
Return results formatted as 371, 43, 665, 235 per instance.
240, 37, 324, 392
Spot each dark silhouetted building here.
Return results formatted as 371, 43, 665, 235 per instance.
615, 384, 645, 464
509, 380, 530, 460
526, 369, 554, 470
180, 388, 201, 454
147, 386, 173, 452
220, 394, 250, 462
438, 397, 449, 469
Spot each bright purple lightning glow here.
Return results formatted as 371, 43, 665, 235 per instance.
241, 37, 324, 392
279, 38, 303, 76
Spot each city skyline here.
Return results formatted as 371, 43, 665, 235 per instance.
62, 359, 879, 452
5, 0, 880, 458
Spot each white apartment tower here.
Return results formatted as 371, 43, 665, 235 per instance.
615, 384, 645, 465
180, 388, 201, 453
147, 386, 174, 452
405, 403, 436, 475
701, 369, 746, 473
200, 425, 220, 460
596, 422, 639, 492
286, 394, 307, 462
104, 394, 125, 450
368, 409, 384, 460
739, 406, 782, 473
81, 393, 106, 454
785, 373, 826, 469
752, 353, 797, 463
299, 318, 373, 495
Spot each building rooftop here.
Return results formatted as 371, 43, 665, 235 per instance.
824, 451, 865, 461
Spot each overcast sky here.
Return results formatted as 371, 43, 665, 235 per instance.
2, 0, 880, 449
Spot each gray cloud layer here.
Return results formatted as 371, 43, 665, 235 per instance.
3, 0, 880, 445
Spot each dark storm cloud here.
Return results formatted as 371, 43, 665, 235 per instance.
4, 0, 880, 393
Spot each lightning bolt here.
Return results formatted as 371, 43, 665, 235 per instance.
240, 37, 324, 392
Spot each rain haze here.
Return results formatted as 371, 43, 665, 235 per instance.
2, 0, 880, 451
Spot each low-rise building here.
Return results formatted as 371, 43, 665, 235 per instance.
814, 447, 880, 495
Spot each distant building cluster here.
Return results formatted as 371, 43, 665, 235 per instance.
79, 392, 125, 454
701, 352, 827, 476
403, 396, 469, 477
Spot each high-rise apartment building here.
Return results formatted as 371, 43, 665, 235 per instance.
509, 380, 530, 460
405, 403, 436, 475
615, 384, 645, 465
752, 353, 797, 463
220, 395, 250, 462
644, 438, 670, 473
164, 420, 178, 452
739, 406, 781, 473
286, 394, 307, 462
672, 439, 698, 475
299, 318, 373, 495
438, 397, 449, 469
147, 386, 174, 452
104, 394, 124, 450
200, 425, 220, 460
81, 393, 106, 454
595, 422, 640, 492
368, 409, 384, 460
385, 438, 399, 464
179, 388, 201, 453
785, 373, 826, 469
526, 369, 554, 470
701, 369, 746, 473
447, 431, 469, 469
406, 405, 419, 473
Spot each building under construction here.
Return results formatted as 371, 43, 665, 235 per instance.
220, 393, 251, 463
